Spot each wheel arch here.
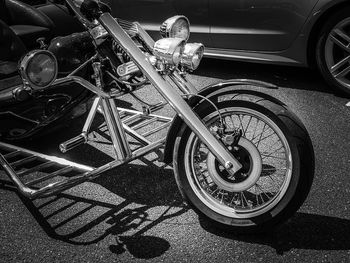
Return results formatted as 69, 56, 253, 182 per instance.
161, 79, 284, 165
307, 0, 350, 68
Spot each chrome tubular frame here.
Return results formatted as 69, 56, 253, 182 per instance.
0, 5, 243, 199
0, 135, 166, 198
0, 95, 172, 198
100, 98, 131, 160
99, 13, 242, 174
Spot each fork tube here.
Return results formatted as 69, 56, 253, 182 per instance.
101, 98, 132, 160
98, 13, 242, 173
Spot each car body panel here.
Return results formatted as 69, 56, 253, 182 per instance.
106, 0, 350, 67
208, 0, 319, 51
104, 0, 210, 45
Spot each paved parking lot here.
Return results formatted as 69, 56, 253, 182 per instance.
1, 59, 349, 262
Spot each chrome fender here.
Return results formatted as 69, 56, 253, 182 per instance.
162, 79, 281, 164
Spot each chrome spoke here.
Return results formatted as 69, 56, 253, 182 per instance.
186, 107, 292, 218
331, 55, 350, 73
324, 18, 350, 91
334, 64, 350, 78
331, 28, 350, 53
333, 28, 350, 43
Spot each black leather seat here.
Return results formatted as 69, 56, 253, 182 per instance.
0, 18, 26, 77
0, 0, 54, 49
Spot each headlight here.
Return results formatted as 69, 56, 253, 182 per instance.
160, 15, 190, 41
180, 43, 204, 70
153, 38, 185, 66
19, 50, 58, 90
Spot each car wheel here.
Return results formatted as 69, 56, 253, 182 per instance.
316, 7, 350, 96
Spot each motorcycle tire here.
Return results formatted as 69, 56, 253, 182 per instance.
173, 95, 314, 233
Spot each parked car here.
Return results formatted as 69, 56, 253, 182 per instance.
105, 0, 350, 96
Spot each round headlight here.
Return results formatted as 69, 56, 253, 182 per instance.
180, 43, 204, 70
153, 38, 185, 66
19, 50, 58, 90
160, 15, 190, 41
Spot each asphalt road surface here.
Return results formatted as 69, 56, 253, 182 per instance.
1, 59, 349, 263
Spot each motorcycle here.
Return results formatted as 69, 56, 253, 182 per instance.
0, 0, 314, 233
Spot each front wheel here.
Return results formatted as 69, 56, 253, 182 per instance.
173, 98, 314, 233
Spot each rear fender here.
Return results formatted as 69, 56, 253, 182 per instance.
162, 79, 281, 164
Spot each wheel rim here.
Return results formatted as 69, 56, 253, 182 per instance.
206, 137, 263, 192
325, 17, 350, 90
184, 107, 293, 219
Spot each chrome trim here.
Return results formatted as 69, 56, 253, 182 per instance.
205, 79, 278, 90
98, 13, 242, 174
153, 38, 186, 65
19, 50, 58, 90
172, 71, 199, 94
101, 98, 132, 160
53, 75, 110, 98
168, 73, 196, 94
204, 48, 301, 65
134, 22, 156, 52
0, 135, 166, 199
160, 15, 190, 41
133, 20, 199, 94
83, 96, 100, 133
181, 43, 204, 70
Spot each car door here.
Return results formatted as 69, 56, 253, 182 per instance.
208, 0, 319, 51
106, 0, 210, 45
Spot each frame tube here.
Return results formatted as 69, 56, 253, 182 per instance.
98, 13, 242, 173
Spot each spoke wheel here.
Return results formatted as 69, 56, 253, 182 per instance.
185, 107, 292, 219
316, 8, 350, 96
173, 98, 314, 233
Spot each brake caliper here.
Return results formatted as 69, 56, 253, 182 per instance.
222, 128, 243, 148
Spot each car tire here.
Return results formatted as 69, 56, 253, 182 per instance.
316, 7, 350, 97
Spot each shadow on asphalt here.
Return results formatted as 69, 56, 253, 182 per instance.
199, 212, 350, 255
1, 60, 348, 259
2, 173, 350, 258
0, 161, 186, 259
0, 137, 187, 259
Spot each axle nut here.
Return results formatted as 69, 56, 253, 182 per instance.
225, 161, 233, 169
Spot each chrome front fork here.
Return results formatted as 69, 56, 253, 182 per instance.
98, 13, 242, 174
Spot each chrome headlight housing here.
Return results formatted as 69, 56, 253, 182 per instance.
19, 50, 58, 90
153, 38, 186, 66
160, 15, 190, 41
180, 43, 204, 70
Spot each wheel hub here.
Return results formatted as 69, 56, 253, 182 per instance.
206, 137, 262, 192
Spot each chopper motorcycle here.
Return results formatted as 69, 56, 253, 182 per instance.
0, 0, 314, 233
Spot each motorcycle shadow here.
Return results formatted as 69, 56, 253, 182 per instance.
199, 212, 350, 254
3, 96, 347, 258
0, 111, 187, 259
1, 144, 187, 259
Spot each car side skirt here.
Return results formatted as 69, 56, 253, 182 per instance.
204, 47, 304, 66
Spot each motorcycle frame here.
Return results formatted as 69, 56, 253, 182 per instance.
0, 2, 247, 199
96, 13, 242, 171
63, 2, 243, 173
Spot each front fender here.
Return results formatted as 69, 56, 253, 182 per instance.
162, 79, 280, 164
